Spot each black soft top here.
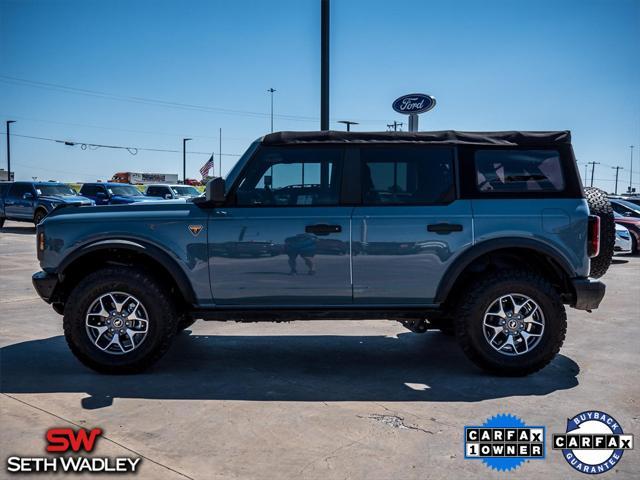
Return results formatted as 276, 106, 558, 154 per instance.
262, 130, 571, 146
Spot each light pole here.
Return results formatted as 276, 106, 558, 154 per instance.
630, 145, 635, 193
320, 0, 330, 130
6, 120, 15, 181
337, 120, 358, 131
182, 138, 191, 184
268, 88, 276, 132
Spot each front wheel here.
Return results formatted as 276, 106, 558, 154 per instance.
454, 270, 566, 376
33, 209, 47, 225
63, 267, 178, 373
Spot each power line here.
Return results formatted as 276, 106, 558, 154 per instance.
0, 75, 387, 125
1, 131, 242, 157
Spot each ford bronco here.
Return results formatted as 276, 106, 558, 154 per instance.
32, 130, 614, 375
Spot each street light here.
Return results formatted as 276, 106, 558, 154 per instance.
337, 120, 358, 132
630, 145, 635, 193
268, 88, 276, 132
182, 138, 192, 184
6, 120, 15, 181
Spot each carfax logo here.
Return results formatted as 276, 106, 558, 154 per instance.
464, 413, 545, 472
553, 410, 633, 474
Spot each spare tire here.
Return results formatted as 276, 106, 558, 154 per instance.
584, 187, 615, 278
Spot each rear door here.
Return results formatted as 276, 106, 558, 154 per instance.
351, 145, 473, 304
5, 183, 35, 219
209, 145, 352, 305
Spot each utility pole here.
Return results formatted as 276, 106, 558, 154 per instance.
337, 120, 358, 131
6, 120, 15, 181
583, 164, 588, 185
587, 161, 600, 187
630, 145, 635, 193
612, 166, 624, 195
182, 138, 191, 183
387, 121, 403, 132
320, 0, 330, 130
268, 88, 276, 132
219, 128, 222, 178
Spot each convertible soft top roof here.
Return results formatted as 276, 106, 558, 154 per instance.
262, 130, 571, 146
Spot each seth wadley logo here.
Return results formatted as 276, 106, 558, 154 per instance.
6, 428, 142, 474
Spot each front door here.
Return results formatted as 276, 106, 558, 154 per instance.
209, 145, 352, 306
351, 145, 473, 304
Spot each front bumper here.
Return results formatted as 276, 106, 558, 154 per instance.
32, 271, 58, 303
570, 278, 606, 311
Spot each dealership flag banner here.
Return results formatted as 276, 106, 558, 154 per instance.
200, 155, 214, 178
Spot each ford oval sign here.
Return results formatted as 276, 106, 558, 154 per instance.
392, 93, 436, 115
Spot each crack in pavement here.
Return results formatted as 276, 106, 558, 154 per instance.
1, 393, 195, 480
357, 413, 435, 434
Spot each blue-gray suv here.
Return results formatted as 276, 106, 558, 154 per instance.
31, 131, 612, 375
0, 181, 94, 226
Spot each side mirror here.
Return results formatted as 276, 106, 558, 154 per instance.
96, 192, 107, 199
164, 193, 172, 199
206, 177, 226, 203
23, 192, 34, 200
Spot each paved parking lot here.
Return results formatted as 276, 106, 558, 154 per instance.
1, 220, 638, 479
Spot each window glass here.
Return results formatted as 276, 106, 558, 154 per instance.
35, 184, 76, 196
108, 185, 143, 196
81, 185, 99, 196
9, 183, 32, 198
236, 147, 343, 206
475, 150, 564, 193
361, 146, 454, 204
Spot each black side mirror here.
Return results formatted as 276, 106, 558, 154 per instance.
23, 192, 34, 200
206, 177, 226, 203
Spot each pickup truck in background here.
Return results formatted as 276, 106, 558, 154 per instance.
0, 181, 94, 227
111, 172, 179, 185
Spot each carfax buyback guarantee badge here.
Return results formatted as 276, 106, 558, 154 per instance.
464, 413, 545, 472
553, 410, 634, 474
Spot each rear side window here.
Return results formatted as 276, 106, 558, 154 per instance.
81, 185, 99, 196
361, 146, 454, 205
475, 150, 564, 193
8, 183, 33, 198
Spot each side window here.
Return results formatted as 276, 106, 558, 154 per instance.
475, 150, 564, 193
81, 185, 97, 196
9, 183, 30, 198
235, 147, 343, 206
147, 186, 159, 196
361, 146, 455, 205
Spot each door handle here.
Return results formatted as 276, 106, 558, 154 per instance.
305, 224, 342, 236
427, 223, 463, 234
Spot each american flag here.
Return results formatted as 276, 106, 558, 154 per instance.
199, 155, 214, 178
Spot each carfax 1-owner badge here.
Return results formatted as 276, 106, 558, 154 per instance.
553, 410, 634, 474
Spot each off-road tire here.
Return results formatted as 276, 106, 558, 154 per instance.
454, 269, 567, 376
584, 187, 615, 278
33, 209, 47, 226
63, 266, 178, 373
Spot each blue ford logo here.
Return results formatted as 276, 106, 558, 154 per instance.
392, 93, 436, 114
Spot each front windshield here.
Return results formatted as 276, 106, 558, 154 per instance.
225, 139, 261, 193
171, 186, 200, 196
36, 184, 76, 196
108, 185, 143, 196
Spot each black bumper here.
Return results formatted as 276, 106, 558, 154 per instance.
32, 271, 58, 303
570, 278, 606, 310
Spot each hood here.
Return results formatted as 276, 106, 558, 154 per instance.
110, 195, 164, 203
39, 195, 94, 205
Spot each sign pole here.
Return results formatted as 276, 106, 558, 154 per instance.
408, 114, 418, 132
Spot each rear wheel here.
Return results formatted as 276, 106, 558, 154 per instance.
63, 267, 178, 373
584, 187, 615, 278
454, 269, 566, 376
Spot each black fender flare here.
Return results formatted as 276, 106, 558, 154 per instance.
57, 238, 197, 304
433, 237, 577, 304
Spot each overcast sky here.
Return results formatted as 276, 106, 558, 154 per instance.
1, 0, 639, 192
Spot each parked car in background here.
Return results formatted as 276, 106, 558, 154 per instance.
609, 198, 640, 218
111, 172, 179, 185
79, 182, 164, 205
184, 178, 201, 186
613, 211, 640, 254
145, 184, 201, 199
0, 181, 93, 227
614, 224, 632, 254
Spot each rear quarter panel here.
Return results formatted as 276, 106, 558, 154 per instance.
472, 198, 590, 277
